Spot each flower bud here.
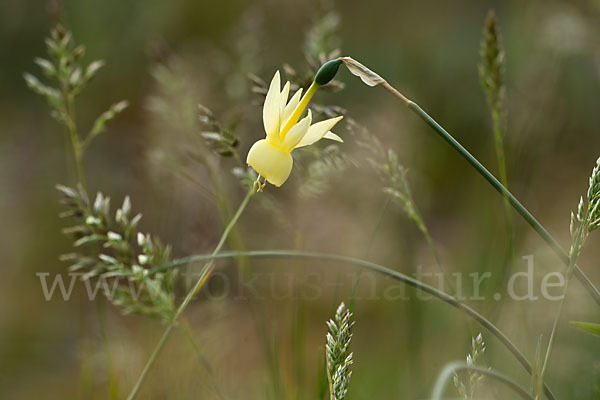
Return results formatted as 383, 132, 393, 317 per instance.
314, 59, 342, 86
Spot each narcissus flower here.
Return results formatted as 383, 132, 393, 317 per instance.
247, 65, 344, 188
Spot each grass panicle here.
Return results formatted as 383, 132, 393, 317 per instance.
25, 26, 128, 187
305, 10, 342, 68
198, 104, 241, 160
326, 302, 354, 400
147, 58, 244, 169
434, 362, 533, 400
57, 184, 176, 321
478, 10, 514, 263
479, 11, 505, 115
541, 156, 600, 385
453, 333, 487, 400
297, 145, 354, 200
350, 120, 446, 284
352, 122, 424, 231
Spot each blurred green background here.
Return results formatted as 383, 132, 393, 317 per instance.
2, 0, 600, 398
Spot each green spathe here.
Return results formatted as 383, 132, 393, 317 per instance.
314, 59, 342, 86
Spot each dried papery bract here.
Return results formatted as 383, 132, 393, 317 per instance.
339, 56, 410, 104
339, 57, 384, 87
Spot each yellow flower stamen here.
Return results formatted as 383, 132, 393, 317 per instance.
253, 175, 266, 192
279, 82, 319, 141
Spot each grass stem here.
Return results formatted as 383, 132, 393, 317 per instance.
491, 108, 515, 264
406, 101, 600, 305
61, 78, 87, 190
539, 228, 584, 386
125, 188, 254, 400
338, 56, 600, 305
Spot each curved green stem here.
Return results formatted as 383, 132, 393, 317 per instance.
151, 249, 556, 400
338, 56, 599, 304
540, 281, 567, 382
125, 189, 254, 400
406, 101, 600, 305
432, 362, 534, 400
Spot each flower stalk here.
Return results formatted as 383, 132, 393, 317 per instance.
338, 56, 600, 307
126, 186, 256, 400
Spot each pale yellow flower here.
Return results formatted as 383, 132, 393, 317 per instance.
247, 71, 343, 187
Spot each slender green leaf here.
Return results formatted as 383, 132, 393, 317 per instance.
569, 321, 600, 337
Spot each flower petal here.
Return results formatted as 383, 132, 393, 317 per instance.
263, 71, 281, 141
281, 110, 312, 151
279, 81, 290, 121
283, 88, 302, 124
323, 131, 343, 142
246, 139, 293, 187
294, 116, 343, 148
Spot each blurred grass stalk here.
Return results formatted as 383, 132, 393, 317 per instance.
337, 56, 600, 307
476, 12, 536, 364
478, 11, 514, 263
